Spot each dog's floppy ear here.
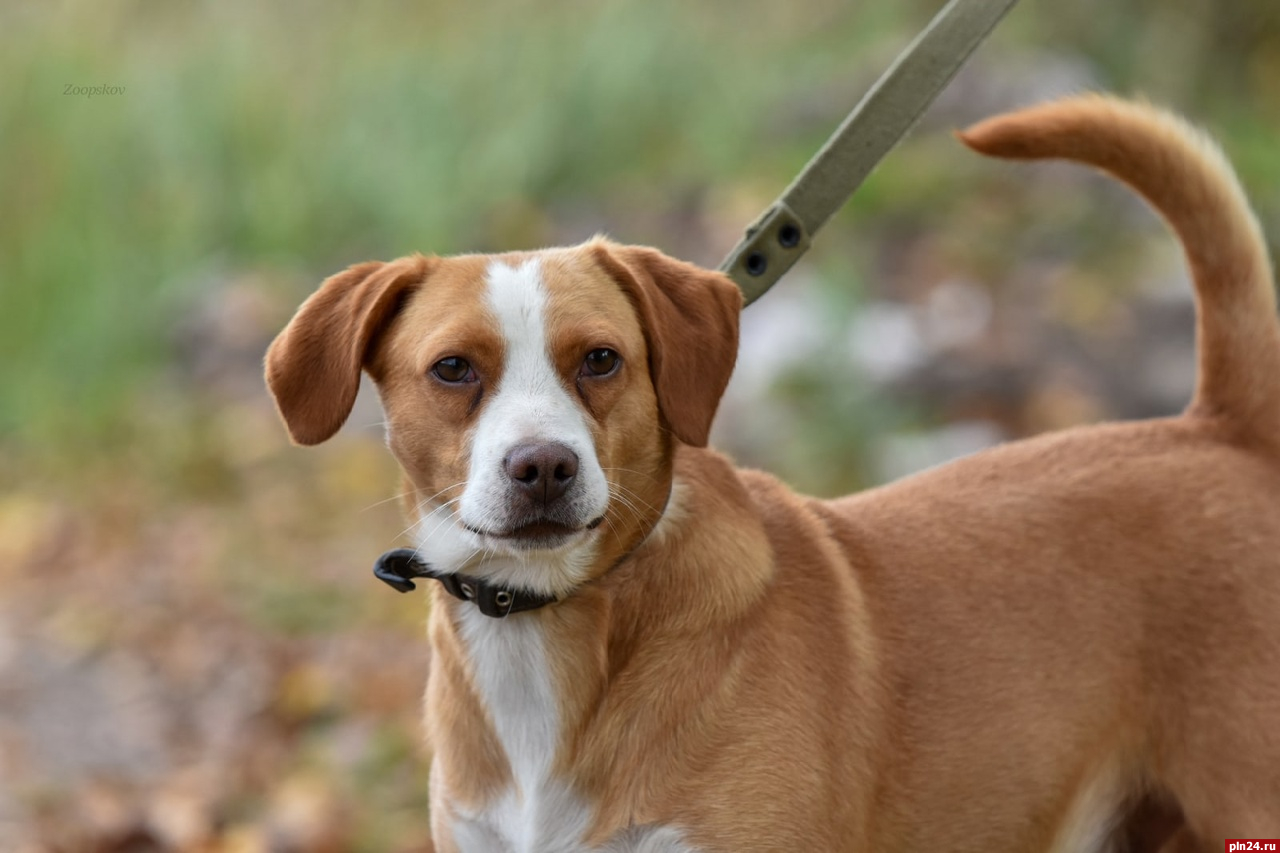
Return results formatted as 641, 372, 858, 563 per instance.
265, 255, 432, 446
591, 241, 742, 447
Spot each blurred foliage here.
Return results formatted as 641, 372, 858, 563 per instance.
1, 0, 1276, 474
2, 0, 1278, 849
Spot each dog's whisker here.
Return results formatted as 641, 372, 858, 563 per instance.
408, 497, 464, 549
601, 466, 664, 485
599, 499, 640, 532
605, 487, 648, 527
608, 487, 657, 520
394, 496, 454, 542
600, 514, 626, 547
358, 488, 418, 514
397, 482, 469, 518
424, 498, 463, 536
395, 505, 440, 544
607, 479, 662, 513
383, 484, 472, 538
606, 500, 642, 532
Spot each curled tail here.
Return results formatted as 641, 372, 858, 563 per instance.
958, 94, 1280, 439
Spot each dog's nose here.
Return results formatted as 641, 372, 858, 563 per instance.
503, 442, 579, 505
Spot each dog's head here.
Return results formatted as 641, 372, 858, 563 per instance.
265, 239, 741, 595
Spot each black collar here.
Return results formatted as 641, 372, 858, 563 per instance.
373, 548, 557, 618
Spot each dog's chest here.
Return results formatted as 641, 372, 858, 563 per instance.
449, 610, 695, 853
453, 609, 585, 851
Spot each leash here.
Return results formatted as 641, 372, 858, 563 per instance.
719, 0, 1020, 306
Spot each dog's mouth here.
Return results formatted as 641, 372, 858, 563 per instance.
464, 515, 604, 549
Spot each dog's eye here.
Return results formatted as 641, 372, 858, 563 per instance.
582, 348, 620, 377
432, 357, 476, 383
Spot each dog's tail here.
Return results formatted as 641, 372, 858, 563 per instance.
958, 94, 1280, 440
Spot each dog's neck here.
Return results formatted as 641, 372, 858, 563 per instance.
425, 445, 775, 843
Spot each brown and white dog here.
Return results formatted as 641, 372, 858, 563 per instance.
265, 95, 1280, 851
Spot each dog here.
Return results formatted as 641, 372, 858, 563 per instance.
265, 95, 1280, 851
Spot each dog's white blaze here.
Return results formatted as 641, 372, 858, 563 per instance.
447, 257, 606, 594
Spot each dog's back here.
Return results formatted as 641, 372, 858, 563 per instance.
811, 95, 1280, 849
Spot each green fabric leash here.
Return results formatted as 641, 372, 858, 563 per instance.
720, 0, 1020, 306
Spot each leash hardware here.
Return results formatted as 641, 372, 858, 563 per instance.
720, 0, 1020, 306
723, 202, 811, 304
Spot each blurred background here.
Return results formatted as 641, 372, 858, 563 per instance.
2, 0, 1277, 849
